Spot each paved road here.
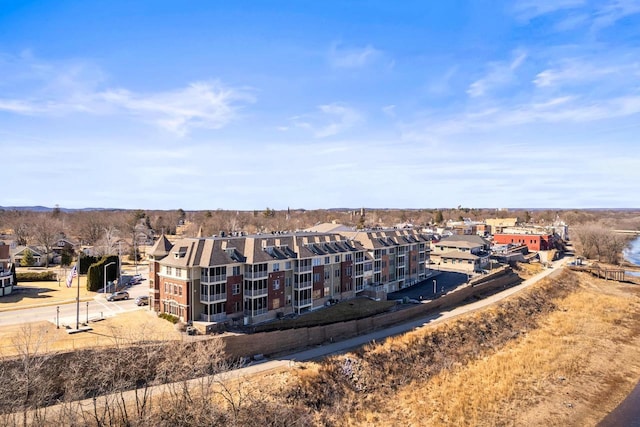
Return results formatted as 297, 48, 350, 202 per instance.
0, 268, 150, 327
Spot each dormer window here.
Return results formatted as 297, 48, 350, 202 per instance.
173, 247, 187, 259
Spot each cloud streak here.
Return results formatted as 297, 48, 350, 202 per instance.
328, 43, 381, 69
0, 54, 254, 135
467, 50, 527, 97
290, 103, 363, 138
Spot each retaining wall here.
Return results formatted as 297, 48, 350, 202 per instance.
222, 269, 522, 359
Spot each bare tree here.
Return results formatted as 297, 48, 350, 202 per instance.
32, 214, 61, 267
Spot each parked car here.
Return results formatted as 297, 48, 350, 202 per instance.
135, 295, 149, 306
107, 291, 129, 301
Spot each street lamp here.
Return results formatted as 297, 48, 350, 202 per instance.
104, 262, 116, 295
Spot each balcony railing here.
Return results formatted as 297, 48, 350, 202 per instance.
244, 271, 268, 279
244, 308, 268, 316
200, 293, 227, 303
201, 274, 227, 283
293, 281, 312, 290
294, 265, 312, 273
293, 298, 312, 307
200, 313, 227, 322
244, 288, 268, 297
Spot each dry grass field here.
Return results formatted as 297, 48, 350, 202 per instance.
281, 269, 640, 426
0, 309, 182, 358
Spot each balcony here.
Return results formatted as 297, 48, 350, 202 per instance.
200, 293, 227, 303
294, 265, 312, 273
244, 288, 268, 297
293, 281, 312, 290
244, 308, 268, 316
201, 274, 227, 283
244, 271, 268, 279
293, 298, 312, 308
200, 313, 227, 323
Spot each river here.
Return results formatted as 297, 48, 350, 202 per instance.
623, 236, 640, 276
598, 236, 640, 427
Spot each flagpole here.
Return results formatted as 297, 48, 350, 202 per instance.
76, 252, 81, 329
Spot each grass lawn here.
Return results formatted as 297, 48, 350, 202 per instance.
254, 297, 397, 332
0, 275, 96, 311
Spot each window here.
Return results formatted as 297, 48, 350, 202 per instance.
178, 286, 183, 296
335, 255, 340, 263
324, 270, 331, 280
273, 263, 280, 272
345, 266, 352, 276
334, 270, 340, 278
176, 268, 182, 277
232, 266, 241, 276
285, 277, 291, 287
313, 273, 320, 282
285, 261, 292, 270
232, 283, 240, 295
234, 301, 241, 312
312, 258, 321, 266
273, 279, 280, 290
325, 256, 330, 264
272, 298, 280, 309
166, 266, 173, 276
345, 254, 352, 261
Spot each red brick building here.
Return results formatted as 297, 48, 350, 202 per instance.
493, 233, 555, 251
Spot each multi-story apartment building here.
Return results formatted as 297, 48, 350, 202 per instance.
148, 227, 432, 325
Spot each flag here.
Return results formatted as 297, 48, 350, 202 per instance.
66, 265, 77, 288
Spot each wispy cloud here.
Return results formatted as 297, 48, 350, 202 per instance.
513, 0, 640, 31
592, 0, 640, 30
290, 102, 363, 138
534, 58, 637, 88
404, 93, 640, 138
512, 0, 585, 21
100, 82, 255, 136
426, 66, 458, 96
328, 43, 381, 69
0, 53, 254, 135
467, 50, 527, 97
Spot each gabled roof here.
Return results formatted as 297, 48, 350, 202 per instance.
11, 245, 44, 256
149, 235, 173, 258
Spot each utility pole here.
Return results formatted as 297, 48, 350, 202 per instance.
75, 254, 80, 330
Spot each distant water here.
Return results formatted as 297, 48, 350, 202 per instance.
624, 237, 640, 276
623, 236, 640, 266
598, 236, 640, 426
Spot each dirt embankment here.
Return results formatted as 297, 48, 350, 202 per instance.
284, 269, 640, 426
2, 268, 640, 426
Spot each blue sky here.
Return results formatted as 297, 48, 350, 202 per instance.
1, 0, 639, 210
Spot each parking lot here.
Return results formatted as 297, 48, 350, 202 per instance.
387, 271, 470, 302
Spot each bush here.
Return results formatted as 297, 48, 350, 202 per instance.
159, 313, 179, 324
86, 256, 120, 292
16, 271, 57, 282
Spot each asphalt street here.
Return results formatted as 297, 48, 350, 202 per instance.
0, 267, 150, 327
